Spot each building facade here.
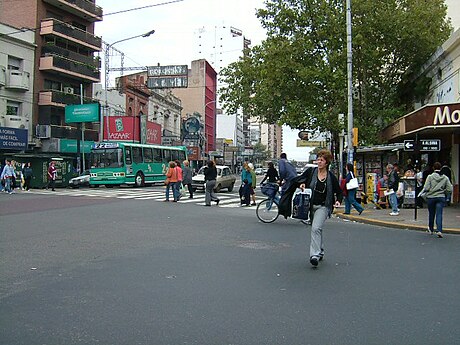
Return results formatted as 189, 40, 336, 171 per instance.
0, 0, 103, 154
0, 23, 35, 147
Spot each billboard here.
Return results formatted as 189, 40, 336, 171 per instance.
65, 103, 100, 123
103, 117, 161, 144
0, 127, 28, 150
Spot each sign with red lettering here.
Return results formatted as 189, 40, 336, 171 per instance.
146, 121, 161, 144
104, 117, 139, 142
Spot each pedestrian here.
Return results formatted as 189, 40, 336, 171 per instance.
419, 161, 453, 238
10, 160, 17, 192
47, 161, 57, 191
240, 162, 252, 206
248, 163, 257, 206
182, 160, 194, 199
386, 163, 400, 216
175, 160, 183, 200
440, 161, 453, 206
164, 161, 178, 202
260, 162, 279, 185
203, 160, 220, 206
278, 152, 297, 195
0, 160, 16, 194
22, 162, 33, 191
343, 163, 364, 215
278, 149, 343, 267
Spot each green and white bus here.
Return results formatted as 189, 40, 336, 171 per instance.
89, 142, 187, 187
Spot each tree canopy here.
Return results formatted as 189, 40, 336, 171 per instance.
219, 0, 452, 145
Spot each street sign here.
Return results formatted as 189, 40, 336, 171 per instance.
147, 65, 188, 89
419, 139, 441, 151
403, 140, 415, 151
65, 103, 100, 123
147, 65, 188, 77
404, 139, 441, 152
296, 139, 325, 147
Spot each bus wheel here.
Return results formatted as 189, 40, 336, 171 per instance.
135, 172, 145, 187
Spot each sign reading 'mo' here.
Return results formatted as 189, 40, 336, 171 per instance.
434, 105, 460, 125
65, 103, 100, 123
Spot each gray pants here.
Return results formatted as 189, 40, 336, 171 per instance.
205, 179, 219, 205
309, 205, 328, 259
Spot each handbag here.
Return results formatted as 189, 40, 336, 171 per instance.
291, 191, 311, 220
179, 183, 187, 197
346, 173, 359, 190
164, 178, 170, 185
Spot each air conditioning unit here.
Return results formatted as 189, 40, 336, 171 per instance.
36, 124, 51, 138
63, 87, 74, 94
4, 115, 29, 129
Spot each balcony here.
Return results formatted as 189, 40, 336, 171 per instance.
42, 0, 102, 22
40, 18, 102, 51
40, 55, 100, 82
0, 65, 5, 87
49, 124, 99, 141
5, 70, 30, 91
42, 44, 100, 69
39, 90, 100, 107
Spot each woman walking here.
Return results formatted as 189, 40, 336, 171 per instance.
182, 160, 194, 199
22, 162, 33, 191
240, 162, 252, 206
164, 161, 178, 202
279, 149, 343, 267
419, 161, 453, 238
343, 163, 364, 215
203, 160, 220, 206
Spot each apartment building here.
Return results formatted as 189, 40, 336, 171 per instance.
0, 0, 103, 154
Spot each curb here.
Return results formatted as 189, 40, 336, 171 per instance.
334, 213, 460, 235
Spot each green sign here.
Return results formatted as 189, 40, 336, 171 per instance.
60, 139, 95, 153
65, 103, 100, 123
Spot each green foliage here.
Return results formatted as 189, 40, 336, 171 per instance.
252, 142, 271, 161
219, 0, 452, 145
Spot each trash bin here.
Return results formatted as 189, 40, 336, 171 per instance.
401, 177, 416, 208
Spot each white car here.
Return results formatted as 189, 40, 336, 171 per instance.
68, 170, 90, 188
192, 165, 236, 192
255, 168, 264, 175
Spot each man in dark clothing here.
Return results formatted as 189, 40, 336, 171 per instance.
440, 161, 453, 205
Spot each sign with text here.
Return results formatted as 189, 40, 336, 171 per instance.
147, 65, 188, 77
147, 76, 188, 89
0, 127, 28, 150
147, 65, 188, 89
404, 139, 441, 152
104, 117, 161, 144
296, 139, 325, 147
65, 103, 100, 123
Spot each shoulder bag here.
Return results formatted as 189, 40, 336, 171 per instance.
346, 173, 359, 190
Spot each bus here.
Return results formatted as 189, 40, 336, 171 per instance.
89, 142, 187, 187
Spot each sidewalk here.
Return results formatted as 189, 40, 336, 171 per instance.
334, 203, 460, 234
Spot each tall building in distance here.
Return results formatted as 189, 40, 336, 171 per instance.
0, 0, 102, 154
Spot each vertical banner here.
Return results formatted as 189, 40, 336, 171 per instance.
146, 121, 161, 144
104, 117, 140, 142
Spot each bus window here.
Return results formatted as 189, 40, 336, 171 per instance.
153, 148, 162, 163
178, 150, 186, 162
163, 149, 171, 163
171, 150, 178, 161
125, 146, 132, 165
144, 148, 153, 163
132, 147, 142, 163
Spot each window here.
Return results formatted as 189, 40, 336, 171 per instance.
7, 56, 21, 71
132, 147, 142, 163
44, 79, 62, 91
163, 149, 171, 163
143, 148, 153, 163
72, 21, 86, 31
153, 148, 162, 163
6, 101, 20, 116
125, 146, 132, 164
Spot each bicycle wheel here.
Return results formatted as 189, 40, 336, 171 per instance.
256, 198, 279, 223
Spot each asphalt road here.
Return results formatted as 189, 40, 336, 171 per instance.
1, 188, 459, 345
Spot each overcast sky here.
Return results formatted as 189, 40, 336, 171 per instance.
95, 0, 460, 161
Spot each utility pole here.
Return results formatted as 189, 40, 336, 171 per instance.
346, 0, 354, 164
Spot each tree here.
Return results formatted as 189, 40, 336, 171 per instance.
219, 0, 451, 146
252, 142, 270, 163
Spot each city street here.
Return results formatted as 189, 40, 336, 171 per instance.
1, 186, 460, 345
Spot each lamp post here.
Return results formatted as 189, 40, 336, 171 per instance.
101, 29, 155, 142
346, 0, 354, 163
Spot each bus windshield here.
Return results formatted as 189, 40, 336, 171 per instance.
90, 149, 124, 168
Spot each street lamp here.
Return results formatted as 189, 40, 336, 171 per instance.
101, 29, 155, 141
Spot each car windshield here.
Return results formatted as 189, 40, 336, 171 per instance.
197, 167, 222, 175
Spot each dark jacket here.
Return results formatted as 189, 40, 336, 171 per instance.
278, 167, 343, 219
204, 166, 217, 181
388, 169, 399, 192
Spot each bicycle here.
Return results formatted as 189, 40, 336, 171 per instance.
256, 183, 281, 223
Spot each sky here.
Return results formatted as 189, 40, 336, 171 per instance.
95, 0, 460, 161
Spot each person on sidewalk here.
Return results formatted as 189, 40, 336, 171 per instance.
440, 161, 453, 206
47, 161, 57, 191
204, 160, 220, 206
248, 163, 257, 206
343, 163, 364, 215
22, 162, 33, 191
386, 163, 400, 216
0, 160, 16, 194
182, 160, 194, 199
164, 161, 178, 202
419, 161, 453, 238
278, 149, 343, 268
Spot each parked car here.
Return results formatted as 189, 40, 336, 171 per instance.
255, 167, 264, 175
68, 170, 90, 188
192, 165, 236, 192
